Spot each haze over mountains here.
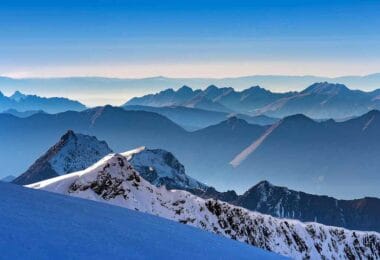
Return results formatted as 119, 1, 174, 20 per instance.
126, 82, 380, 119
2, 74, 380, 105
0, 90, 86, 113
123, 105, 277, 130
2, 105, 380, 198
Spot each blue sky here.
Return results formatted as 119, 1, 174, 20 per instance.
1, 0, 380, 77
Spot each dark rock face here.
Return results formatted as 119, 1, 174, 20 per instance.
197, 180, 380, 233
191, 187, 239, 203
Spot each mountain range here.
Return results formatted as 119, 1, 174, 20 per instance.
123, 104, 277, 130
27, 153, 380, 259
126, 83, 380, 119
0, 90, 86, 113
2, 105, 380, 198
16, 133, 380, 233
195, 181, 380, 233
3, 74, 380, 106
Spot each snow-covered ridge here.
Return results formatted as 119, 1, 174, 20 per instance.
28, 153, 380, 259
123, 146, 207, 191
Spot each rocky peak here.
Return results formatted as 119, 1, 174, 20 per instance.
10, 90, 27, 101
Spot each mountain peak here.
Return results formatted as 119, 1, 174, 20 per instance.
13, 131, 113, 185
225, 116, 249, 127
122, 147, 207, 191
177, 85, 193, 93
302, 82, 350, 95
10, 90, 27, 101
61, 129, 76, 142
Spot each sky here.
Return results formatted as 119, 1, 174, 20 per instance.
1, 0, 380, 78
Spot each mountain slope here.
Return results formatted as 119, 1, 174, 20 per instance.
13, 130, 113, 185
0, 90, 86, 113
1, 108, 46, 118
28, 154, 380, 259
0, 182, 280, 259
259, 82, 380, 119
230, 110, 380, 198
123, 104, 277, 130
124, 85, 291, 114
0, 105, 187, 179
233, 181, 380, 232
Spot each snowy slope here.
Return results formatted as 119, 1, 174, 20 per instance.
124, 147, 207, 191
28, 154, 380, 259
13, 130, 113, 185
0, 182, 281, 259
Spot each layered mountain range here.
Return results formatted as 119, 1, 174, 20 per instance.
2, 105, 380, 198
125, 83, 380, 119
0, 90, 86, 113
13, 133, 380, 233
27, 153, 380, 259
123, 105, 277, 130
195, 181, 380, 233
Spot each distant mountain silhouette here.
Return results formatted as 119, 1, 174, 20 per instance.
126, 82, 380, 119
2, 108, 46, 118
259, 82, 380, 118
123, 105, 277, 130
125, 85, 293, 114
0, 90, 86, 113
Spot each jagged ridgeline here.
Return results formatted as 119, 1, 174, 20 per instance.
28, 153, 380, 259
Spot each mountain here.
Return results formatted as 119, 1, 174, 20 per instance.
123, 104, 277, 130
0, 175, 16, 182
125, 82, 380, 119
228, 110, 380, 198
258, 82, 380, 119
13, 130, 113, 185
4, 74, 380, 106
126, 85, 232, 112
0, 183, 279, 259
0, 90, 86, 113
125, 85, 292, 114
28, 153, 380, 259
236, 181, 380, 232
0, 105, 187, 179
1, 108, 46, 118
201, 180, 380, 233
3, 105, 380, 198
123, 147, 207, 191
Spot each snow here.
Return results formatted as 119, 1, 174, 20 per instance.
28, 153, 380, 259
0, 182, 281, 259
123, 146, 207, 190
49, 132, 113, 175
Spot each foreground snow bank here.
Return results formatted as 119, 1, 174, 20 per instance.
0, 182, 281, 259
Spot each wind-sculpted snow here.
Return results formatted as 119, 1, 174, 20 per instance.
28, 154, 380, 259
